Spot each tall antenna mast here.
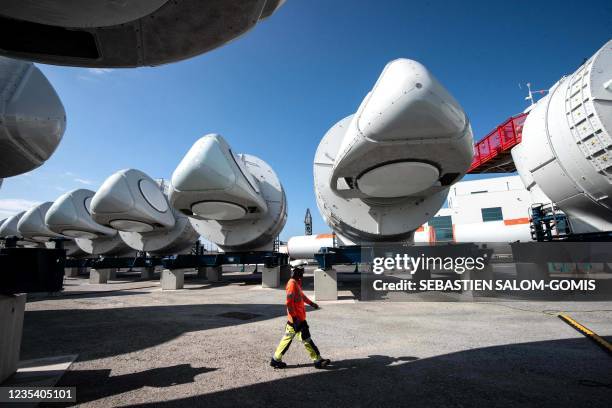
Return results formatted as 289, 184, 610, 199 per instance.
304, 208, 312, 236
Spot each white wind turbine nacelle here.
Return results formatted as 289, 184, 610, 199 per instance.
0, 212, 23, 238
512, 40, 612, 234
314, 59, 473, 244
0, 211, 39, 248
45, 189, 135, 256
18, 202, 66, 243
0, 0, 286, 67
90, 169, 199, 256
0, 211, 41, 247
169, 134, 287, 252
16, 201, 85, 257
0, 56, 66, 178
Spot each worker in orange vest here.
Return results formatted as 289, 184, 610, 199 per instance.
270, 260, 331, 369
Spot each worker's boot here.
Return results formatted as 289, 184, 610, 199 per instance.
314, 358, 331, 369
270, 358, 287, 369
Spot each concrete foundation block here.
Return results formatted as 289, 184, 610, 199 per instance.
141, 266, 155, 280
0, 294, 26, 383
202, 266, 222, 282
64, 267, 79, 277
89, 268, 110, 284
314, 268, 338, 301
356, 263, 372, 273
262, 265, 282, 288
161, 269, 185, 290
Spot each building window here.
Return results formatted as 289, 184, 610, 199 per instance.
429, 215, 453, 241
481, 207, 503, 222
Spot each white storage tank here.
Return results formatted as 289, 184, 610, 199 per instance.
287, 234, 335, 260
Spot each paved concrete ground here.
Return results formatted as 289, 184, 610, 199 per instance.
15, 269, 612, 407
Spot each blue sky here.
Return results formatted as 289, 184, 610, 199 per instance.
1, 0, 611, 241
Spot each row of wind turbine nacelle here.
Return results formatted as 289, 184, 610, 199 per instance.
0, 202, 84, 257
1, 134, 287, 256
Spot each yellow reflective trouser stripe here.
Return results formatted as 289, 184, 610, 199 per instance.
273, 323, 320, 362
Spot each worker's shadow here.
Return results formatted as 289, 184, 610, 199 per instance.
284, 354, 419, 370
55, 364, 216, 406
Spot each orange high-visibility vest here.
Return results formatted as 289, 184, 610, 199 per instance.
285, 278, 312, 323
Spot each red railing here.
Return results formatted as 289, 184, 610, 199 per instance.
468, 113, 528, 172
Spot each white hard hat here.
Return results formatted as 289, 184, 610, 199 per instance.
290, 259, 308, 269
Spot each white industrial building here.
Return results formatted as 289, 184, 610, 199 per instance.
415, 175, 537, 243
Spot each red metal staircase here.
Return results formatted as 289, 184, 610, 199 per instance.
468, 113, 528, 173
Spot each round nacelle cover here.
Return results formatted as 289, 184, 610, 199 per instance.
110, 219, 154, 233
139, 179, 169, 212
62, 230, 98, 240
191, 201, 247, 221
0, 57, 66, 178
314, 116, 448, 243
357, 161, 440, 198
91, 169, 175, 232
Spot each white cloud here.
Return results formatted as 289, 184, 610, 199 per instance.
87, 68, 113, 75
0, 199, 41, 220
74, 178, 95, 186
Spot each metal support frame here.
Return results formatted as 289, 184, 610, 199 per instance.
90, 255, 163, 270
162, 251, 288, 270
